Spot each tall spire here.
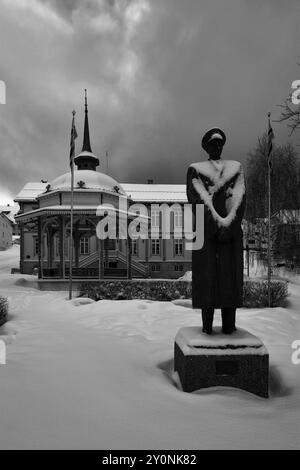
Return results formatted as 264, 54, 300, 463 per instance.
74, 89, 99, 171
82, 89, 92, 153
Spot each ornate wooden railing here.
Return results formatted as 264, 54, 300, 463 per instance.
42, 267, 127, 279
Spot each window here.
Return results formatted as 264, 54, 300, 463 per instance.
151, 265, 161, 272
174, 210, 183, 228
56, 238, 60, 257
131, 239, 138, 256
34, 238, 39, 256
174, 265, 184, 272
151, 210, 160, 228
80, 237, 90, 255
151, 239, 160, 256
174, 239, 183, 256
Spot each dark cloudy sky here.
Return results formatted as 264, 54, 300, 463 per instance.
0, 0, 299, 203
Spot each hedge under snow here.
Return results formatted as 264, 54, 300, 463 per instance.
0, 296, 8, 326
80, 279, 288, 308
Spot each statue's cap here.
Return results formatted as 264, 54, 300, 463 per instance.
202, 127, 226, 152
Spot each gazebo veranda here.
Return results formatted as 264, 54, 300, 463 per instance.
16, 204, 135, 281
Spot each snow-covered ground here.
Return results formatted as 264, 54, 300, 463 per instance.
0, 245, 299, 449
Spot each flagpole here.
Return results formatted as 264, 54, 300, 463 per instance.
69, 110, 76, 300
268, 149, 271, 307
267, 112, 272, 308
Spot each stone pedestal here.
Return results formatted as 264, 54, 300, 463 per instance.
174, 327, 269, 398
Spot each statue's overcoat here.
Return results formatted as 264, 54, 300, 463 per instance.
187, 159, 246, 308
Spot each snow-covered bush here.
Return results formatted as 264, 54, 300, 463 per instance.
243, 279, 288, 308
0, 296, 8, 326
80, 280, 191, 303
80, 279, 288, 308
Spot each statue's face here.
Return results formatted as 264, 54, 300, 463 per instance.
206, 139, 223, 160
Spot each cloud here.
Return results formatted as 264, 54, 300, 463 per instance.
0, 0, 298, 203
1, 0, 72, 32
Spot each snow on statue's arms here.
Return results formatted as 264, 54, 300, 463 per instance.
186, 168, 219, 239
191, 161, 245, 229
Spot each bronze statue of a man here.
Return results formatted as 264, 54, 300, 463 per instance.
186, 128, 246, 334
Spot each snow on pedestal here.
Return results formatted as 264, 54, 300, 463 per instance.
174, 327, 269, 398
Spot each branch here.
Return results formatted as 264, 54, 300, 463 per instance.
275, 62, 300, 133
275, 96, 300, 135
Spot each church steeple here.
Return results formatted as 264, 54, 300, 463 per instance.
82, 89, 92, 153
74, 89, 99, 171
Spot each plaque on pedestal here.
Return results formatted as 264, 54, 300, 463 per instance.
174, 327, 269, 398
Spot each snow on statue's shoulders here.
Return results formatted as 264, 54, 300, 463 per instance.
224, 159, 241, 173
189, 161, 218, 182
190, 161, 213, 175
190, 160, 241, 182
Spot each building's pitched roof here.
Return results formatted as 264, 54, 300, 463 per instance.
15, 204, 149, 222
15, 181, 188, 203
120, 184, 187, 203
14, 182, 48, 202
0, 205, 19, 223
0, 211, 15, 226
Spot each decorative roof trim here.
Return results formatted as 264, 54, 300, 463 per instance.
15, 204, 149, 222
15, 207, 98, 222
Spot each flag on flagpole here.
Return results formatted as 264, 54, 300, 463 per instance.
70, 110, 78, 168
267, 112, 274, 170
68, 110, 77, 300
267, 112, 274, 307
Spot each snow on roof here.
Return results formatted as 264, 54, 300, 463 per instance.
14, 182, 48, 202
0, 205, 19, 223
0, 211, 15, 225
121, 184, 187, 203
50, 170, 126, 195
15, 181, 188, 203
15, 204, 147, 222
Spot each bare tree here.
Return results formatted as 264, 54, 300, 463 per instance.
245, 136, 300, 221
277, 95, 300, 134
245, 136, 300, 264
277, 69, 300, 134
